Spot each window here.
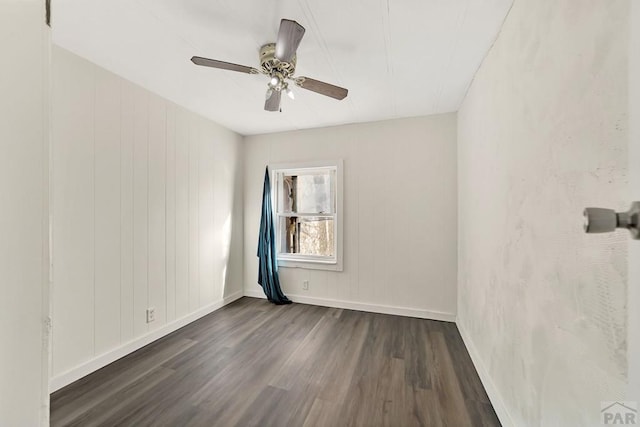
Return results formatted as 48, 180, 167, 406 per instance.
271, 160, 343, 271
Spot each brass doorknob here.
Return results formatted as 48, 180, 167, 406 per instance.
584, 202, 639, 240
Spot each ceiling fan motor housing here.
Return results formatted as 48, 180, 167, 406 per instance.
260, 43, 297, 82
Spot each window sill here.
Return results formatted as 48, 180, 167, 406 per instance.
278, 259, 343, 272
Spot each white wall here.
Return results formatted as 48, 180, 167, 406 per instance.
244, 115, 457, 320
629, 0, 640, 401
51, 46, 244, 390
457, 0, 629, 425
0, 2, 50, 425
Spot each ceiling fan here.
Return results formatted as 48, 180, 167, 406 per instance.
191, 19, 349, 112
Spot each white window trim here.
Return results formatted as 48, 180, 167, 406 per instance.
270, 159, 344, 272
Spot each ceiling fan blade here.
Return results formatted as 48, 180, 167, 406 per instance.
275, 19, 305, 62
191, 56, 257, 74
296, 77, 348, 100
265, 90, 282, 112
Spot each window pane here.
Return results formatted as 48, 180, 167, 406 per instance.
276, 173, 294, 213
277, 170, 334, 214
278, 216, 335, 257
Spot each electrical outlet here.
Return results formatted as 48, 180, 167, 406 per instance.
146, 308, 155, 323
303, 280, 309, 291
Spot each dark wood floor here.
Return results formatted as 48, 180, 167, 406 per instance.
50, 297, 499, 426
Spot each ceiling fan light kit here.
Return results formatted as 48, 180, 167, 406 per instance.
191, 19, 348, 112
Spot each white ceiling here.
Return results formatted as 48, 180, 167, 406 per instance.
52, 0, 513, 136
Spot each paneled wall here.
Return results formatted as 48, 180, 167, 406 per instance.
457, 0, 629, 424
51, 46, 244, 387
244, 115, 458, 319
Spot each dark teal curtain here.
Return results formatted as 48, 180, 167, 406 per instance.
257, 167, 292, 305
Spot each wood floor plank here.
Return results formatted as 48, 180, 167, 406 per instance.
406, 386, 445, 427
50, 338, 196, 426
316, 312, 369, 403
110, 347, 237, 425
431, 331, 474, 426
382, 357, 407, 426
50, 297, 500, 427
268, 313, 342, 391
233, 383, 319, 427
337, 313, 399, 426
65, 366, 176, 427
302, 398, 339, 427
404, 316, 433, 390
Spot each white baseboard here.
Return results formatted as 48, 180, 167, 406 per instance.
49, 290, 244, 393
243, 289, 456, 322
456, 318, 514, 427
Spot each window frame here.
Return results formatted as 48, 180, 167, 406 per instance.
270, 160, 344, 272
